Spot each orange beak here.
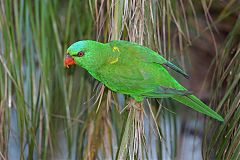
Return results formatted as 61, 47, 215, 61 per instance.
64, 54, 76, 68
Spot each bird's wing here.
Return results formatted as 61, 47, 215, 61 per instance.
99, 64, 152, 94
101, 62, 190, 97
163, 62, 189, 79
141, 86, 192, 98
108, 40, 189, 78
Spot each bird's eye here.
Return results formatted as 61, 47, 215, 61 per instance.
77, 51, 84, 57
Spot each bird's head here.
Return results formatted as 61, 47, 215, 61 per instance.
64, 40, 104, 70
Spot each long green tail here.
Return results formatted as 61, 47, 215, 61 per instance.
172, 95, 224, 121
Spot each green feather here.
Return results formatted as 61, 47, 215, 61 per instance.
66, 40, 224, 122
172, 95, 224, 121
164, 62, 190, 79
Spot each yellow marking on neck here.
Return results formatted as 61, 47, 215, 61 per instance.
110, 57, 119, 64
112, 46, 120, 52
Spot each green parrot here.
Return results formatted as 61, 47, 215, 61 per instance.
64, 40, 224, 121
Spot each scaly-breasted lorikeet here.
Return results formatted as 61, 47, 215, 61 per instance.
64, 40, 224, 121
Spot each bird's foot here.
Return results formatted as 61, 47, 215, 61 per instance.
128, 99, 143, 111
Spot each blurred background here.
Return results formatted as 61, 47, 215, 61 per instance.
0, 0, 239, 159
